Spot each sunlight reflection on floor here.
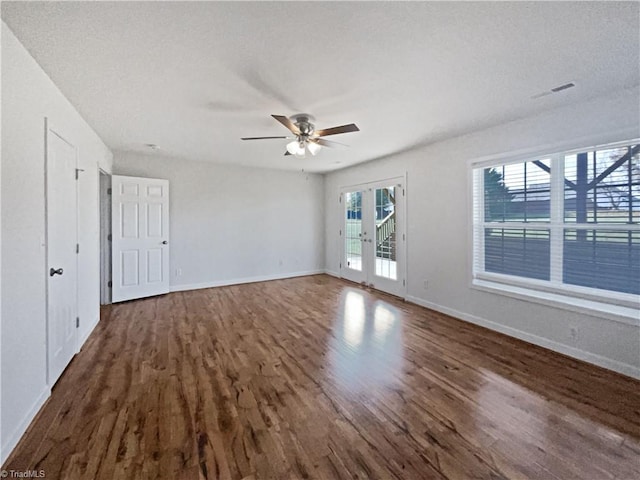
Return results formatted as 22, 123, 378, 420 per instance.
329, 289, 404, 396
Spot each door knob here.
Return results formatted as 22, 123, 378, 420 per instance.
162, 240, 168, 245
50, 268, 64, 276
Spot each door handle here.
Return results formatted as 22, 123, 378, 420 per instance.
50, 267, 64, 276
162, 240, 168, 245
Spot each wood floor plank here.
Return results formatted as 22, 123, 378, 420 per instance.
3, 275, 639, 479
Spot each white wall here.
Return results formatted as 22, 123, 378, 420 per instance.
1, 23, 112, 464
325, 87, 640, 379
113, 152, 324, 290
0, 21, 3, 468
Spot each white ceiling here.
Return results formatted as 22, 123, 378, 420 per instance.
2, 1, 639, 173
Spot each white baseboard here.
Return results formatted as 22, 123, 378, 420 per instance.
324, 269, 340, 278
170, 269, 325, 293
405, 295, 640, 380
0, 386, 50, 465
77, 315, 100, 350
2, 313, 102, 465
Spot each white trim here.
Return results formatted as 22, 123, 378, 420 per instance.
475, 269, 639, 310
99, 169, 112, 305
339, 175, 407, 192
405, 295, 640, 380
549, 153, 564, 283
339, 175, 407, 297
0, 386, 50, 465
169, 270, 325, 293
324, 269, 340, 278
77, 315, 101, 349
471, 138, 640, 313
471, 279, 639, 326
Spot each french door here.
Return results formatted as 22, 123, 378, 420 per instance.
341, 177, 406, 297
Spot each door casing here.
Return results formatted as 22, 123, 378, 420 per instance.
340, 176, 406, 297
45, 119, 79, 385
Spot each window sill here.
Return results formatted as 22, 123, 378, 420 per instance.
472, 279, 640, 327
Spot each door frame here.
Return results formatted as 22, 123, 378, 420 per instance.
339, 175, 407, 297
99, 169, 112, 305
44, 118, 79, 385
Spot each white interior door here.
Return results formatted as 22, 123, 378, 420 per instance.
46, 124, 78, 385
341, 178, 406, 297
111, 175, 170, 302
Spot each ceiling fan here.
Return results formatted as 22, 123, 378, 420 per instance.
241, 114, 359, 158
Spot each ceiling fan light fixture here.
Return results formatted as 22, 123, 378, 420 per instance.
287, 140, 304, 156
307, 141, 321, 156
244, 113, 359, 159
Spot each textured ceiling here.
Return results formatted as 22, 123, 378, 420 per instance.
2, 1, 639, 172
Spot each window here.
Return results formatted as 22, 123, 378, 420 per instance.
472, 140, 639, 307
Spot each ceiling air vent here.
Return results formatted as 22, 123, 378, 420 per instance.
531, 82, 576, 99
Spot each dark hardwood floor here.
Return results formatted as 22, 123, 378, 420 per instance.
3, 275, 640, 479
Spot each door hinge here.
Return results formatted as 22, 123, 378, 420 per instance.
339, 229, 342, 236
403, 188, 405, 196
403, 279, 406, 286
339, 262, 342, 269
107, 188, 112, 195
108, 280, 112, 288
403, 233, 405, 241
76, 317, 80, 328
107, 234, 112, 241
75, 168, 84, 180
76, 243, 80, 254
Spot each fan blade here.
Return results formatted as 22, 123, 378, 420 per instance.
284, 151, 292, 156
272, 115, 301, 135
315, 123, 359, 137
309, 138, 347, 148
241, 136, 289, 140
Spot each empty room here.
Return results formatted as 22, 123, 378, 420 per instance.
1, 1, 639, 479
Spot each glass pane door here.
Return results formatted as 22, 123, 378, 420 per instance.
374, 186, 397, 280
341, 179, 405, 297
343, 190, 366, 284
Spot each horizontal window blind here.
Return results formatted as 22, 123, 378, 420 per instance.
473, 140, 640, 302
563, 229, 639, 295
484, 228, 550, 280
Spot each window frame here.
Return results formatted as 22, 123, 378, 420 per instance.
469, 138, 640, 321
